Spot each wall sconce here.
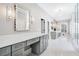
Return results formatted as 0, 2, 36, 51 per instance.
7, 4, 15, 20
31, 16, 35, 24
8, 7, 12, 19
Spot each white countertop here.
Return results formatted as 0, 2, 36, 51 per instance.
0, 32, 47, 48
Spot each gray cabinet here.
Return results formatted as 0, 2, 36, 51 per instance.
61, 24, 67, 32
51, 32, 56, 39
0, 35, 47, 56
0, 46, 11, 56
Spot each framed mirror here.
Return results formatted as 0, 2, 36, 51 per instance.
15, 5, 30, 31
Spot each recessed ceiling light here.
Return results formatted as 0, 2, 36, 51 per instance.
55, 7, 63, 12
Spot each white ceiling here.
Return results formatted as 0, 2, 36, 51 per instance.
37, 3, 76, 21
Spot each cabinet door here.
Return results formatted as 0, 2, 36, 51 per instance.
41, 19, 45, 33
12, 42, 25, 52
40, 36, 44, 53
44, 36, 46, 50
0, 46, 11, 56
12, 48, 24, 56
43, 36, 46, 51
45, 35, 48, 48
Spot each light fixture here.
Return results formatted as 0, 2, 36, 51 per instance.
8, 7, 12, 19
31, 16, 35, 24
55, 7, 64, 12
7, 4, 15, 20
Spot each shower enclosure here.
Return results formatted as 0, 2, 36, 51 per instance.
74, 3, 79, 44
70, 3, 79, 49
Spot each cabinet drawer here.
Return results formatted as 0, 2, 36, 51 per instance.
4, 53, 11, 56
24, 48, 32, 56
12, 48, 24, 56
12, 42, 25, 52
0, 46, 11, 56
27, 37, 39, 46
40, 41, 44, 53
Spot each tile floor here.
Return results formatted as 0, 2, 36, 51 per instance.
40, 36, 79, 56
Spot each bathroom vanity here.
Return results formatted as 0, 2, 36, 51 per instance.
0, 32, 48, 56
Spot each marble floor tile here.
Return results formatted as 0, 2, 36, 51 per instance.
40, 36, 79, 56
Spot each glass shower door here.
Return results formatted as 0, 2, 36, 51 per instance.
75, 3, 79, 45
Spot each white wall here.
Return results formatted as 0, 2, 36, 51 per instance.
0, 3, 52, 35
0, 4, 14, 35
